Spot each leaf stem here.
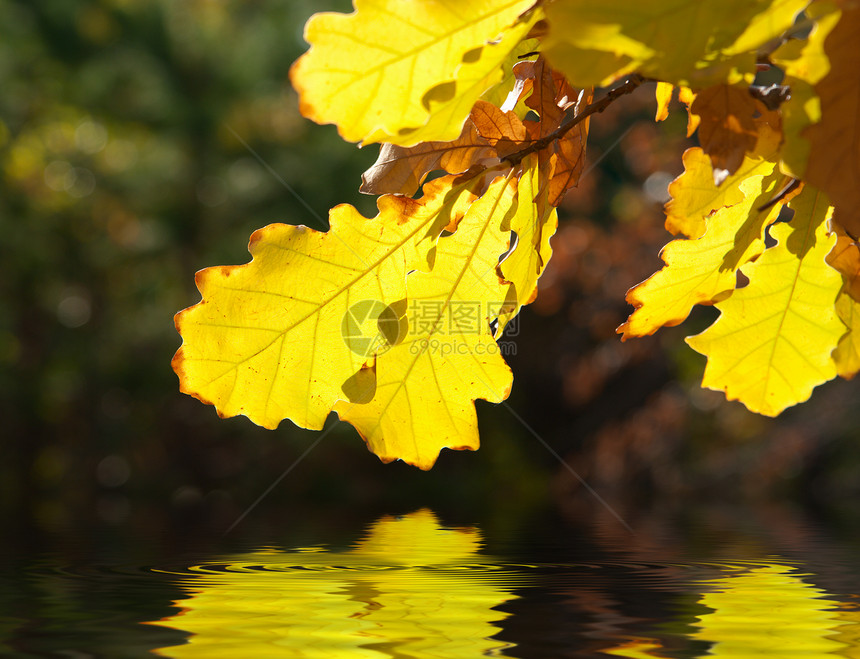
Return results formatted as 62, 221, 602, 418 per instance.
503, 74, 645, 167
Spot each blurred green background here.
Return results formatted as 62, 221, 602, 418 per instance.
4, 0, 860, 552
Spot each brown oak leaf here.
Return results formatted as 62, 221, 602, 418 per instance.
360, 121, 497, 196
804, 6, 860, 238
691, 83, 758, 185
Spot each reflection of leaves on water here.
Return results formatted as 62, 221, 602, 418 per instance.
595, 560, 860, 659
147, 510, 519, 658
691, 563, 854, 656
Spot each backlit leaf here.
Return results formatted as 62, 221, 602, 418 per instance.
361, 57, 589, 206
665, 110, 782, 239
334, 177, 516, 469
173, 176, 477, 432
655, 82, 673, 121
360, 121, 496, 196
480, 38, 540, 111
498, 154, 558, 335
686, 186, 844, 416
290, 0, 538, 146
541, 0, 807, 88
619, 169, 783, 339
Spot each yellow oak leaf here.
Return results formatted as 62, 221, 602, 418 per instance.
655, 82, 673, 121
678, 86, 699, 137
172, 175, 478, 432
541, 0, 807, 88
290, 0, 538, 146
802, 6, 860, 237
618, 169, 783, 339
335, 177, 516, 469
369, 10, 542, 148
498, 154, 558, 335
690, 84, 759, 184
686, 186, 844, 416
665, 110, 782, 239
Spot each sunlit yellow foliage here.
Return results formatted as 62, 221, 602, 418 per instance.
687, 187, 844, 416
290, 0, 538, 146
176, 0, 860, 465
149, 510, 518, 658
335, 177, 517, 469
497, 155, 557, 335
619, 170, 782, 339
654, 82, 673, 122
173, 176, 478, 433
384, 14, 542, 148
664, 114, 782, 239
541, 0, 807, 88
619, 111, 786, 339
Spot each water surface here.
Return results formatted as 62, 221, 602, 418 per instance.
4, 506, 860, 657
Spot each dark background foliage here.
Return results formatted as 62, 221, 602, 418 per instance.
4, 0, 860, 556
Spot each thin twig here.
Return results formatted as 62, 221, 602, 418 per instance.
504, 74, 645, 167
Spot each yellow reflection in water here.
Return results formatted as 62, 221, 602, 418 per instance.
600, 562, 860, 659
602, 638, 670, 658
149, 510, 518, 657
691, 563, 849, 657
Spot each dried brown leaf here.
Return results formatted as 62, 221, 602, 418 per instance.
360, 122, 496, 196
804, 6, 860, 238
691, 83, 758, 185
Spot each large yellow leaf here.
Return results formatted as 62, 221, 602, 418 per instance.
335, 177, 516, 469
541, 0, 807, 88
664, 110, 782, 239
619, 169, 782, 339
371, 16, 542, 147
497, 154, 558, 335
172, 176, 477, 432
290, 0, 538, 146
686, 187, 844, 416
